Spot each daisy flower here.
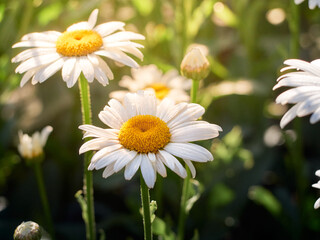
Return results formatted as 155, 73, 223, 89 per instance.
12, 9, 145, 88
312, 170, 320, 209
79, 91, 222, 188
109, 64, 191, 102
273, 59, 320, 128
294, 0, 320, 9
18, 126, 53, 160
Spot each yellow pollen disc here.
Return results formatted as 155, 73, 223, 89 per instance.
118, 115, 171, 153
56, 30, 103, 56
146, 83, 170, 100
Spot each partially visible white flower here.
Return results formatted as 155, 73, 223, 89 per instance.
79, 91, 222, 188
12, 9, 144, 88
312, 170, 320, 209
18, 126, 53, 160
181, 47, 210, 81
110, 64, 191, 102
273, 59, 320, 128
294, 0, 320, 9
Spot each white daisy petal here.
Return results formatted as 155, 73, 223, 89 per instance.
155, 155, 167, 177
124, 154, 142, 180
280, 104, 300, 129
79, 57, 94, 82
96, 49, 139, 68
171, 123, 222, 142
62, 57, 76, 82
87, 9, 99, 29
79, 138, 118, 154
12, 48, 57, 63
102, 162, 116, 178
103, 31, 145, 42
90, 144, 123, 165
12, 41, 56, 48
99, 107, 124, 129
92, 148, 127, 170
66, 59, 81, 88
113, 150, 137, 172
34, 58, 65, 83
274, 59, 320, 127
94, 21, 125, 37
183, 159, 196, 178
15, 53, 61, 74
107, 99, 129, 122
141, 154, 156, 188
312, 169, 320, 209
164, 142, 213, 162
158, 150, 187, 178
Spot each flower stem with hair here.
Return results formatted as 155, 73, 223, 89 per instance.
78, 74, 96, 240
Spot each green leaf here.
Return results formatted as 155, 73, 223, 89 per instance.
209, 183, 235, 207
132, 0, 154, 16
189, 0, 216, 38
152, 217, 176, 240
248, 186, 282, 217
186, 179, 204, 213
38, 2, 63, 26
212, 2, 238, 27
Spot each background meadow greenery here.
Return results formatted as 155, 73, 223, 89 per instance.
1, 0, 320, 239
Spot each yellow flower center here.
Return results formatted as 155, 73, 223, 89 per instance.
146, 83, 170, 100
56, 30, 103, 56
118, 115, 171, 153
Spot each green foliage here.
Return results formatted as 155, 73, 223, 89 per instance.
248, 186, 282, 217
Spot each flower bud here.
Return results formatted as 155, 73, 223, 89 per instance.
180, 47, 210, 81
18, 126, 53, 163
13, 221, 42, 240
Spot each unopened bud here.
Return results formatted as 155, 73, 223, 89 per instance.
13, 221, 42, 240
180, 47, 210, 81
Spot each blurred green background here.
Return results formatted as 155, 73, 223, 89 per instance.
1, 0, 320, 239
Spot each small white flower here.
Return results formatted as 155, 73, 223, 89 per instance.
79, 91, 222, 188
312, 170, 320, 209
18, 126, 53, 160
294, 0, 320, 9
273, 59, 320, 128
110, 64, 191, 102
12, 9, 145, 88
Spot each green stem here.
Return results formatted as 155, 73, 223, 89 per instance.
33, 162, 54, 239
140, 173, 152, 240
289, 1, 300, 59
78, 75, 96, 240
177, 79, 199, 240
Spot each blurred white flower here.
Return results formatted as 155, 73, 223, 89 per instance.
79, 91, 222, 188
273, 59, 320, 128
110, 64, 191, 102
12, 9, 144, 88
18, 126, 53, 160
294, 0, 320, 9
312, 170, 320, 209
181, 47, 210, 81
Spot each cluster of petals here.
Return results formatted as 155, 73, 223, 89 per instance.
295, 0, 320, 9
312, 170, 320, 209
79, 91, 222, 188
274, 59, 320, 128
110, 64, 191, 102
12, 9, 144, 88
18, 126, 53, 160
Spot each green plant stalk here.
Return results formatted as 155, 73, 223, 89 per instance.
79, 75, 96, 240
140, 173, 152, 240
288, 0, 306, 204
33, 162, 55, 240
177, 79, 199, 240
